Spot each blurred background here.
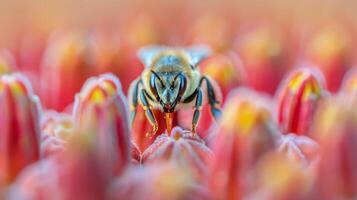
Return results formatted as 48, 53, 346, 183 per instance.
1, 0, 357, 110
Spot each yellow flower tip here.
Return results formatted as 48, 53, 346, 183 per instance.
80, 77, 118, 105
88, 87, 108, 104
285, 69, 324, 101
221, 96, 271, 136
0, 74, 30, 96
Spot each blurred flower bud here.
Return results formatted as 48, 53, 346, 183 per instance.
0, 73, 40, 185
236, 26, 289, 93
340, 68, 357, 103
109, 161, 209, 200
73, 73, 131, 174
9, 128, 115, 200
247, 152, 312, 200
208, 89, 280, 199
310, 98, 357, 199
40, 31, 94, 110
200, 52, 246, 98
0, 49, 16, 75
7, 159, 58, 200
276, 68, 327, 136
142, 127, 212, 178
55, 132, 113, 200
90, 31, 142, 90
305, 25, 351, 92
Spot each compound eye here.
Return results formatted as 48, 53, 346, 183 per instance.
177, 74, 187, 101
170, 81, 176, 90
149, 73, 160, 101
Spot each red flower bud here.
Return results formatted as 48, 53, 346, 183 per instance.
9, 130, 116, 200
248, 152, 312, 200
208, 89, 279, 199
40, 31, 93, 110
236, 27, 289, 93
73, 73, 131, 174
310, 98, 357, 199
0, 73, 40, 185
109, 161, 209, 200
55, 133, 113, 200
305, 25, 352, 92
276, 68, 326, 136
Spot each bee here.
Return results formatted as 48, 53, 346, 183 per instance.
128, 45, 222, 137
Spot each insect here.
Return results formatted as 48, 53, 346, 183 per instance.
128, 45, 222, 137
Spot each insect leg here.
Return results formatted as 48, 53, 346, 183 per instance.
192, 88, 203, 133
128, 79, 142, 126
199, 76, 222, 120
139, 89, 158, 137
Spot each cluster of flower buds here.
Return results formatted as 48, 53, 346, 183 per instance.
1, 11, 357, 199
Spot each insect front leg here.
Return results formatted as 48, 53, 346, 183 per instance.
192, 89, 203, 133
128, 79, 142, 126
199, 76, 222, 120
139, 89, 158, 137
